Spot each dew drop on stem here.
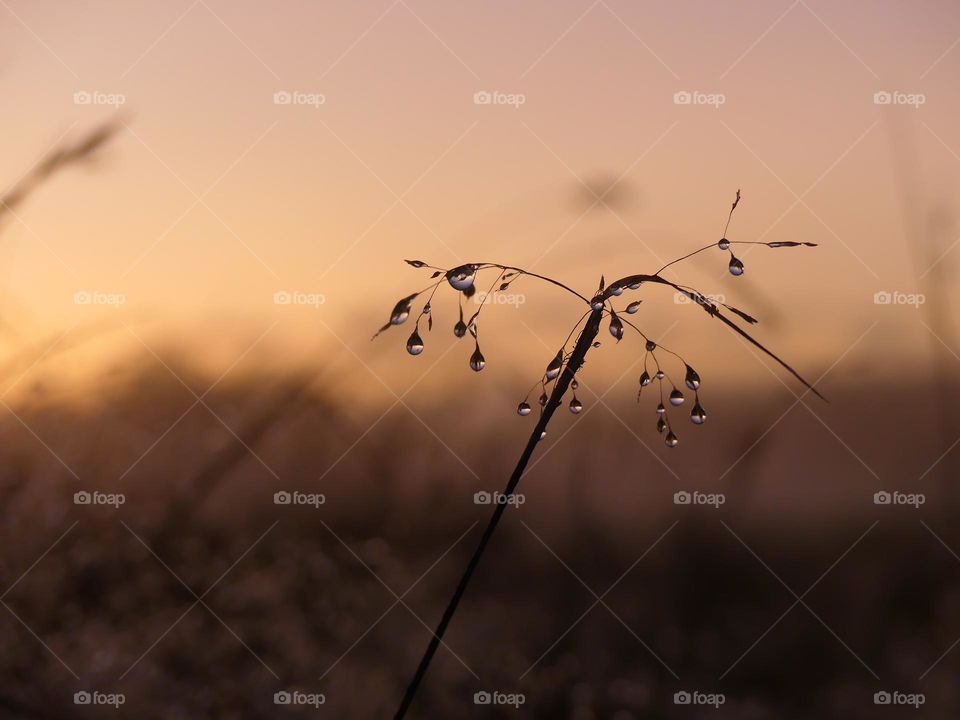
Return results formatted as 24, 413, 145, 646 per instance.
626, 300, 642, 314
728, 255, 744, 276
690, 401, 707, 425
569, 397, 583, 414
406, 330, 424, 355
645, 340, 656, 351
657, 417, 667, 433
669, 389, 685, 406
469, 344, 486, 371
545, 351, 563, 380
639, 371, 651, 387
656, 402, 665, 415
608, 312, 624, 341
718, 238, 730, 250
447, 265, 477, 291
665, 431, 679, 448
517, 401, 532, 416
684, 365, 701, 390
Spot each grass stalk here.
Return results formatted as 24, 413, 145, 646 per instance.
393, 307, 603, 719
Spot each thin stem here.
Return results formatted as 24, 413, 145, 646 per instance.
393, 307, 604, 719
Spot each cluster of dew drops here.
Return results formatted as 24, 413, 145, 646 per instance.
377, 198, 814, 449
377, 262, 490, 373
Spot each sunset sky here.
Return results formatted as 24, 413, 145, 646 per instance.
2, 0, 958, 404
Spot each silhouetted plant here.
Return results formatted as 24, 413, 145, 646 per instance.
375, 191, 820, 718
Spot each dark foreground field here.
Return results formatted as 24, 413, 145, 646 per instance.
1, 355, 958, 719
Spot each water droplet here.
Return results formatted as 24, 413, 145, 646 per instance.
656, 417, 667, 433
539, 392, 548, 407
728, 256, 744, 276
422, 303, 431, 315
590, 296, 605, 311
545, 351, 563, 380
608, 313, 624, 341
406, 330, 424, 355
539, 430, 547, 440
469, 345, 486, 371
656, 402, 665, 415
690, 402, 706, 424
592, 341, 601, 348
639, 371, 651, 387
453, 320, 467, 338
517, 402, 532, 416
447, 265, 477, 291
684, 365, 701, 390
718, 238, 730, 250
569, 398, 583, 414
626, 300, 642, 314
669, 389, 685, 406
645, 340, 656, 351
391, 309, 410, 325
610, 286, 623, 296
571, 379, 579, 390
655, 370, 665, 380
628, 282, 641, 290
664, 431, 679, 448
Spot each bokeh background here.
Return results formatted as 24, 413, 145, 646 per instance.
1, 0, 959, 717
